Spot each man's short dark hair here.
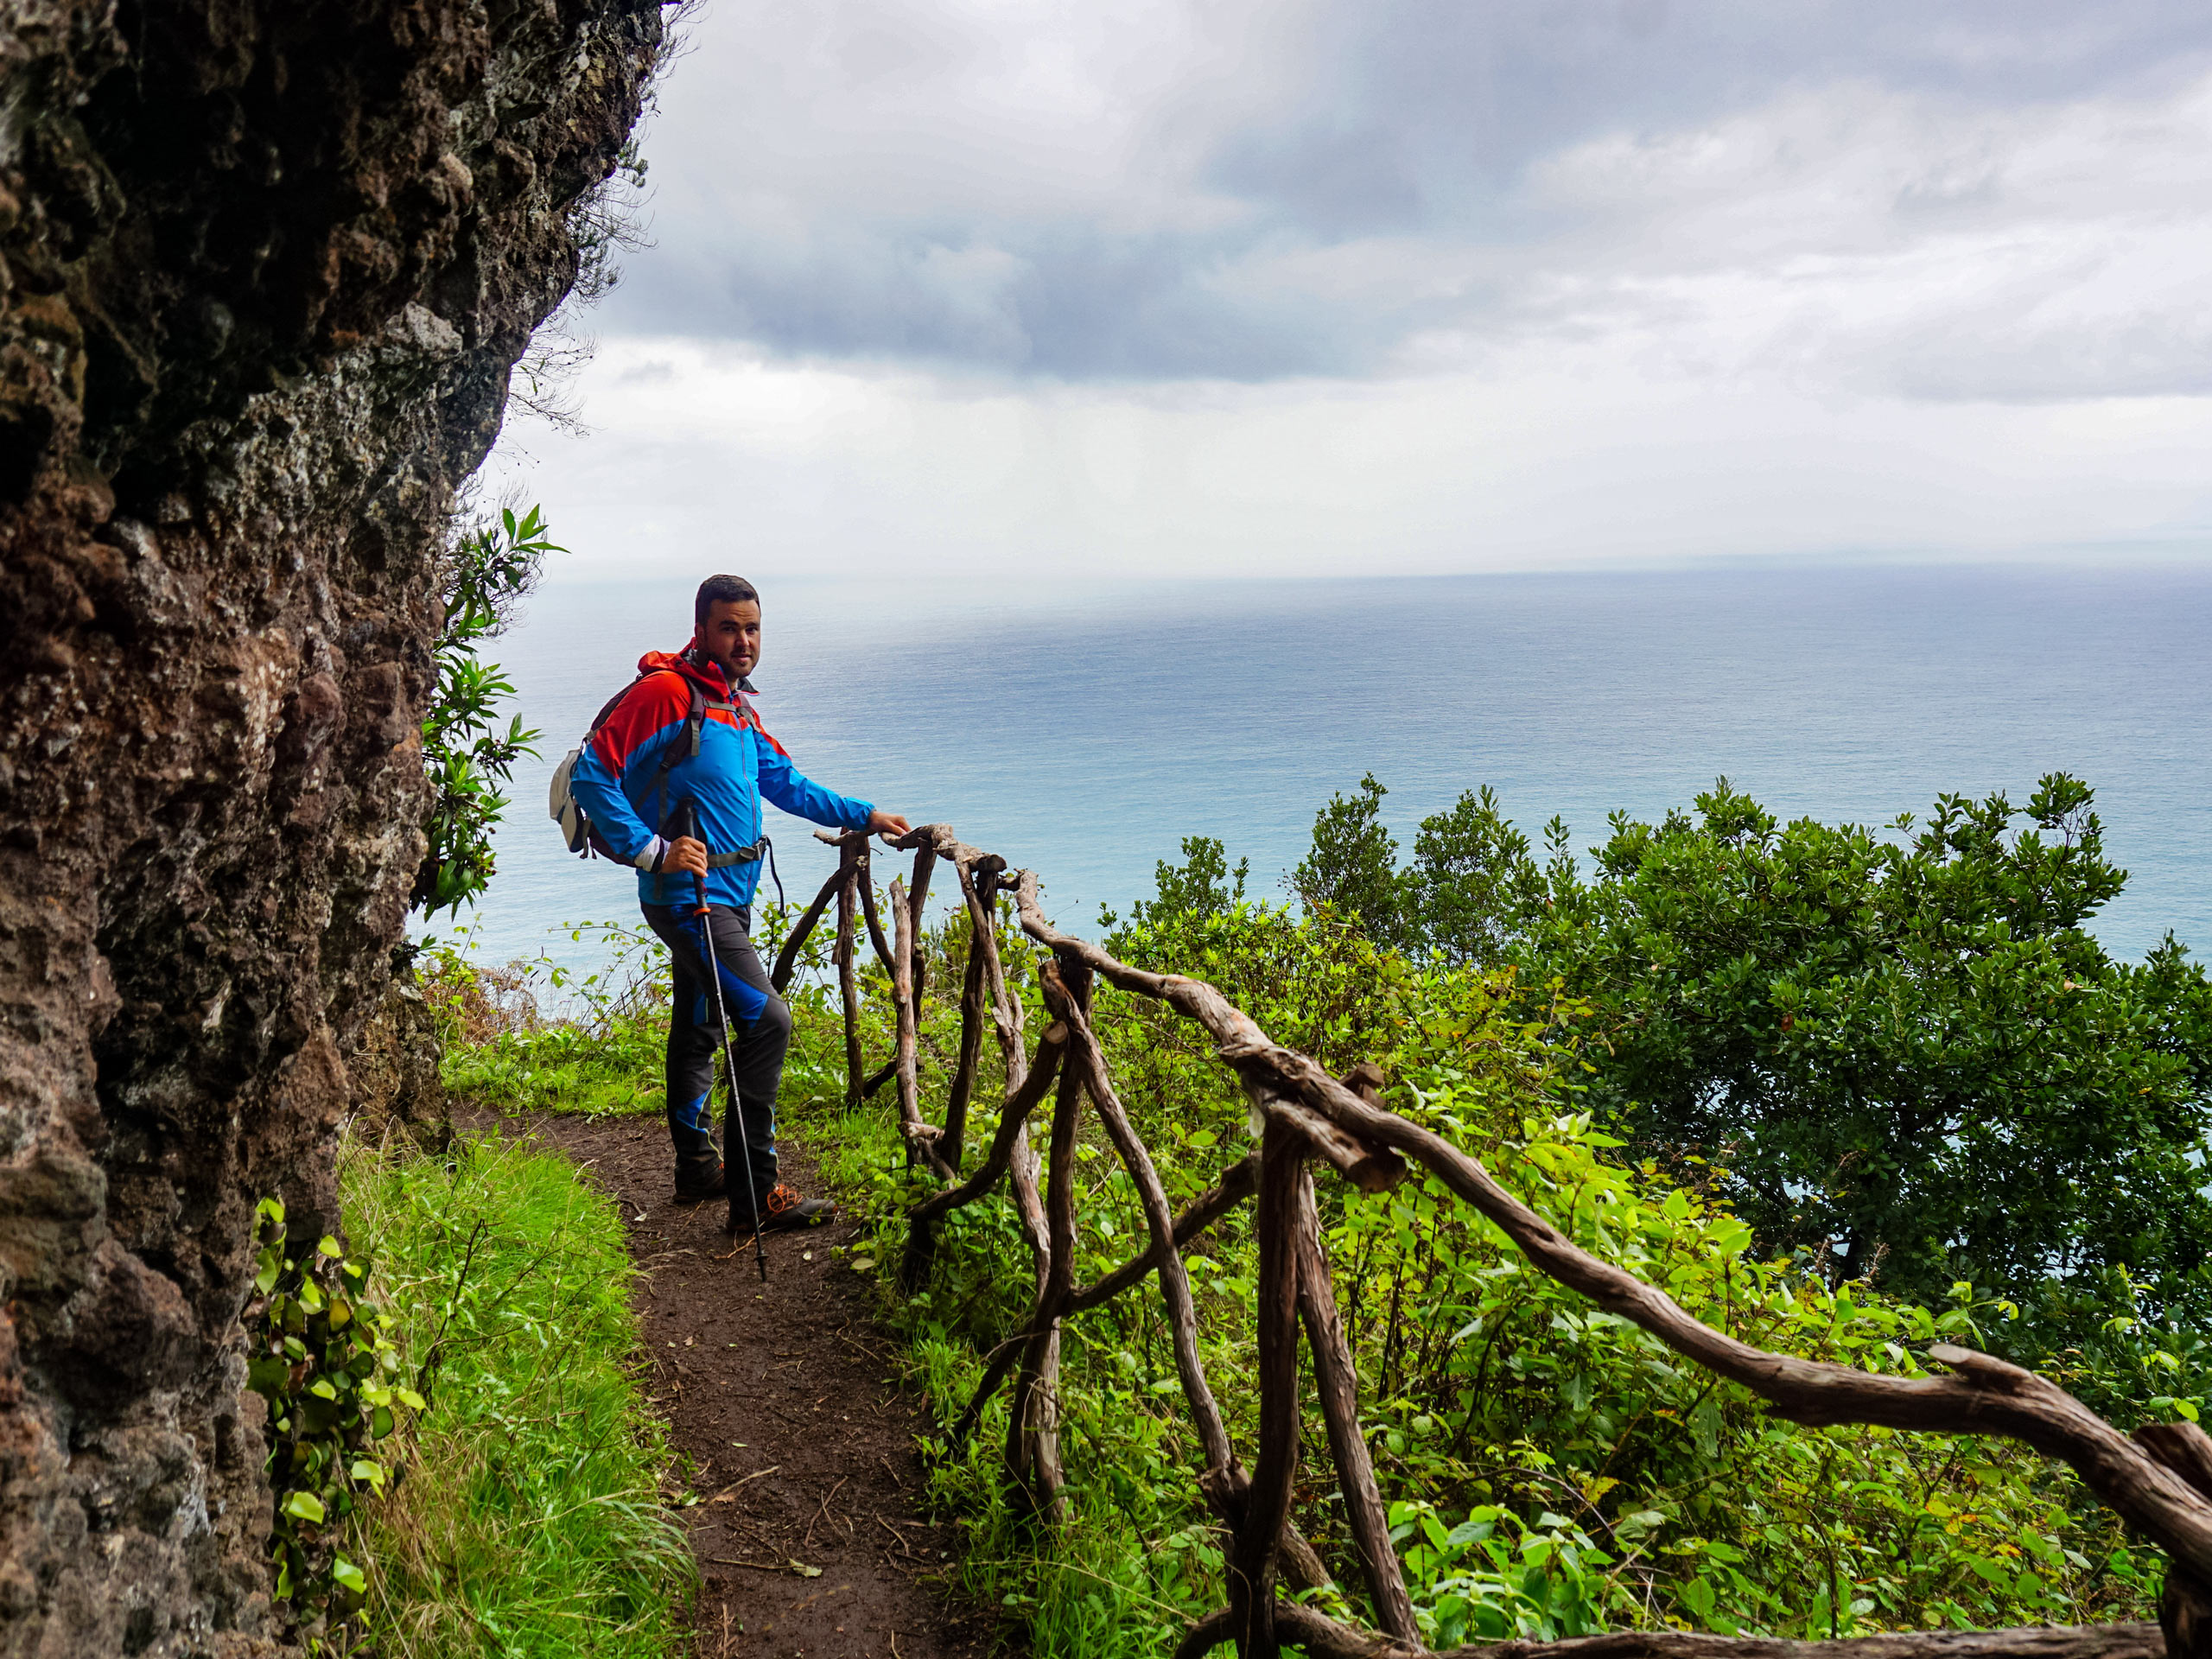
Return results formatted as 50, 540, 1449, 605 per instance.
696, 574, 760, 632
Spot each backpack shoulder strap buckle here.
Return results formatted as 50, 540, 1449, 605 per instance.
702, 836, 767, 868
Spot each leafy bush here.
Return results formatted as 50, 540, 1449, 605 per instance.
1290, 772, 1409, 950
795, 855, 2175, 1656
413, 505, 562, 918
1285, 772, 2212, 1346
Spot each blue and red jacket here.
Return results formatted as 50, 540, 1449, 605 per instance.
568, 648, 875, 911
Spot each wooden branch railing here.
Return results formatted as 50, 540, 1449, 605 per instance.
774, 823, 2202, 1659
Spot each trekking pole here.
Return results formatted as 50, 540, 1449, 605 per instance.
685, 804, 770, 1281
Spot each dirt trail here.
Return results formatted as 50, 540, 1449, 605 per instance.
499, 1110, 1002, 1659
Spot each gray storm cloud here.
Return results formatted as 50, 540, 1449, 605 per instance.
602, 0, 2212, 397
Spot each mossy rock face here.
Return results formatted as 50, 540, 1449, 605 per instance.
349, 969, 451, 1154
0, 0, 661, 1649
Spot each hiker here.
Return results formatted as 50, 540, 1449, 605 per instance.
565, 574, 910, 1232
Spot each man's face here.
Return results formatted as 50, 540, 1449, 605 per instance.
697, 598, 762, 681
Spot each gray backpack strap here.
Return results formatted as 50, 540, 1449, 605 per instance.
653, 686, 743, 849
702, 838, 767, 868
654, 681, 709, 844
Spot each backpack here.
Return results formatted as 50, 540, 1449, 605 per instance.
547, 669, 732, 865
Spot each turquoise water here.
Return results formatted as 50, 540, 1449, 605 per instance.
433, 563, 2212, 986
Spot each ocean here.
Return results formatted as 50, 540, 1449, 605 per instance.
424, 563, 2212, 991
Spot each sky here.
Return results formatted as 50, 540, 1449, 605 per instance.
485, 0, 2212, 585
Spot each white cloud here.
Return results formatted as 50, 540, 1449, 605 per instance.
608, 1, 2212, 396
487, 334, 2212, 587
493, 3, 2212, 582
1471, 73, 2212, 401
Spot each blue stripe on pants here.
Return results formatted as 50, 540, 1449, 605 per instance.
690, 914, 771, 1023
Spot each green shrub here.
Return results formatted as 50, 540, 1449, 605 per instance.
1294, 772, 2212, 1344
414, 505, 561, 918
800, 867, 2171, 1656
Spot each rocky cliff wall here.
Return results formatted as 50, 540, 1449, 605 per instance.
0, 0, 662, 1650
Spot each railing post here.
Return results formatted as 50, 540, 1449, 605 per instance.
1293, 1160, 1419, 1642
942, 875, 988, 1173
1005, 1003, 1082, 1526
906, 836, 938, 1005
937, 846, 1022, 1087
1227, 1118, 1302, 1658
886, 872, 949, 1178
834, 835, 863, 1109
2139, 1424, 2212, 1659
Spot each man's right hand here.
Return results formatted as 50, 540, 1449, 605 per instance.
666, 836, 709, 879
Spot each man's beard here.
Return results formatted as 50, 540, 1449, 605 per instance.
690, 644, 753, 685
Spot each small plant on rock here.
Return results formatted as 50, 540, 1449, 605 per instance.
412, 502, 563, 918
244, 1197, 422, 1642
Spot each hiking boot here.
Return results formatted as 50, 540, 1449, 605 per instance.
674, 1159, 725, 1201
726, 1182, 836, 1234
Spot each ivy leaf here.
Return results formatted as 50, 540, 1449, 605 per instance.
246, 1357, 290, 1397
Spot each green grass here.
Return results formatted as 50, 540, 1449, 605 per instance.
440, 1018, 667, 1118
423, 922, 671, 1121
337, 1128, 694, 1657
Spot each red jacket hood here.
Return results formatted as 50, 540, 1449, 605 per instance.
636, 648, 753, 700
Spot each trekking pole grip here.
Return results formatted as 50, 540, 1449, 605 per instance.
683, 802, 709, 913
